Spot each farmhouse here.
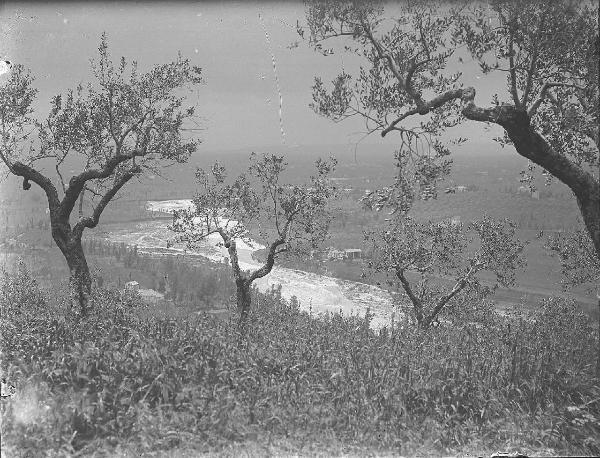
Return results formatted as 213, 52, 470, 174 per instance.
327, 248, 345, 260
138, 288, 164, 304
343, 248, 362, 260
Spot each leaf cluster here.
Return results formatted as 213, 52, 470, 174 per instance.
546, 227, 600, 292
0, 33, 203, 209
171, 153, 338, 257
365, 215, 526, 321
304, 0, 599, 202
455, 0, 599, 169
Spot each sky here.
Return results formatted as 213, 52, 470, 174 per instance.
0, 1, 507, 154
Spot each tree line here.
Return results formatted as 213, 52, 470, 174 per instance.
80, 238, 235, 307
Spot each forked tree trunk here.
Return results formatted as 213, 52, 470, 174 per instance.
396, 268, 472, 329
236, 278, 252, 329
66, 242, 92, 316
222, 232, 285, 331
52, 220, 92, 317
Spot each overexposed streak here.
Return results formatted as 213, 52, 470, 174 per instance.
259, 12, 286, 145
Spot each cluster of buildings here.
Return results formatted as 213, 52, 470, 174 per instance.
309, 247, 363, 262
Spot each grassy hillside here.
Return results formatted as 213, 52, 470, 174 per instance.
1, 266, 599, 456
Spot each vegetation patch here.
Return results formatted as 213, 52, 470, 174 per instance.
1, 266, 598, 456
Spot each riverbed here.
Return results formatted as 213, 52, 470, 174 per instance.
102, 200, 399, 328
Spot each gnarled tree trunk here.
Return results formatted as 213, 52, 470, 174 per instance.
498, 108, 600, 258
235, 278, 252, 328
65, 241, 92, 316
52, 217, 92, 317
461, 96, 600, 258
222, 231, 285, 331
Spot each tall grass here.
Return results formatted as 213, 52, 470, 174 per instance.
1, 265, 598, 456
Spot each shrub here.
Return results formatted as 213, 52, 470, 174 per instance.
1, 260, 47, 317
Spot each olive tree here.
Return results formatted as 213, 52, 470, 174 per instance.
365, 214, 526, 328
170, 153, 337, 326
0, 35, 203, 316
303, 0, 599, 257
546, 228, 600, 293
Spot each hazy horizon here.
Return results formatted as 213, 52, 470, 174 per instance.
1, 1, 508, 154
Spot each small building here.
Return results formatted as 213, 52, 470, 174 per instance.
517, 186, 539, 199
326, 247, 345, 261
456, 186, 468, 193
124, 281, 139, 292
343, 249, 362, 260
138, 288, 164, 304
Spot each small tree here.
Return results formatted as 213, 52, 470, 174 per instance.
546, 227, 600, 293
171, 153, 337, 326
0, 34, 203, 316
366, 214, 526, 328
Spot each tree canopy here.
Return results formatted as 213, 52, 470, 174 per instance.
366, 213, 526, 328
170, 153, 337, 325
303, 0, 599, 256
0, 34, 203, 315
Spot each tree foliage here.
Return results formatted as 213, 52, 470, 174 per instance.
303, 0, 600, 257
366, 214, 526, 328
170, 153, 337, 325
0, 34, 203, 315
546, 227, 600, 293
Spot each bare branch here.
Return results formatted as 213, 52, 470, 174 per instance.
521, 34, 540, 106
73, 165, 141, 237
528, 82, 587, 117
60, 151, 145, 218
248, 238, 285, 284
508, 31, 521, 107
382, 88, 464, 137
106, 88, 122, 151
9, 161, 60, 210
361, 20, 404, 87
424, 263, 479, 326
55, 163, 67, 194
395, 268, 424, 323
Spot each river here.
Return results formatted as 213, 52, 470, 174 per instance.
103, 200, 399, 329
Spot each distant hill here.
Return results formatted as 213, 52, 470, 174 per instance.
0, 141, 580, 233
